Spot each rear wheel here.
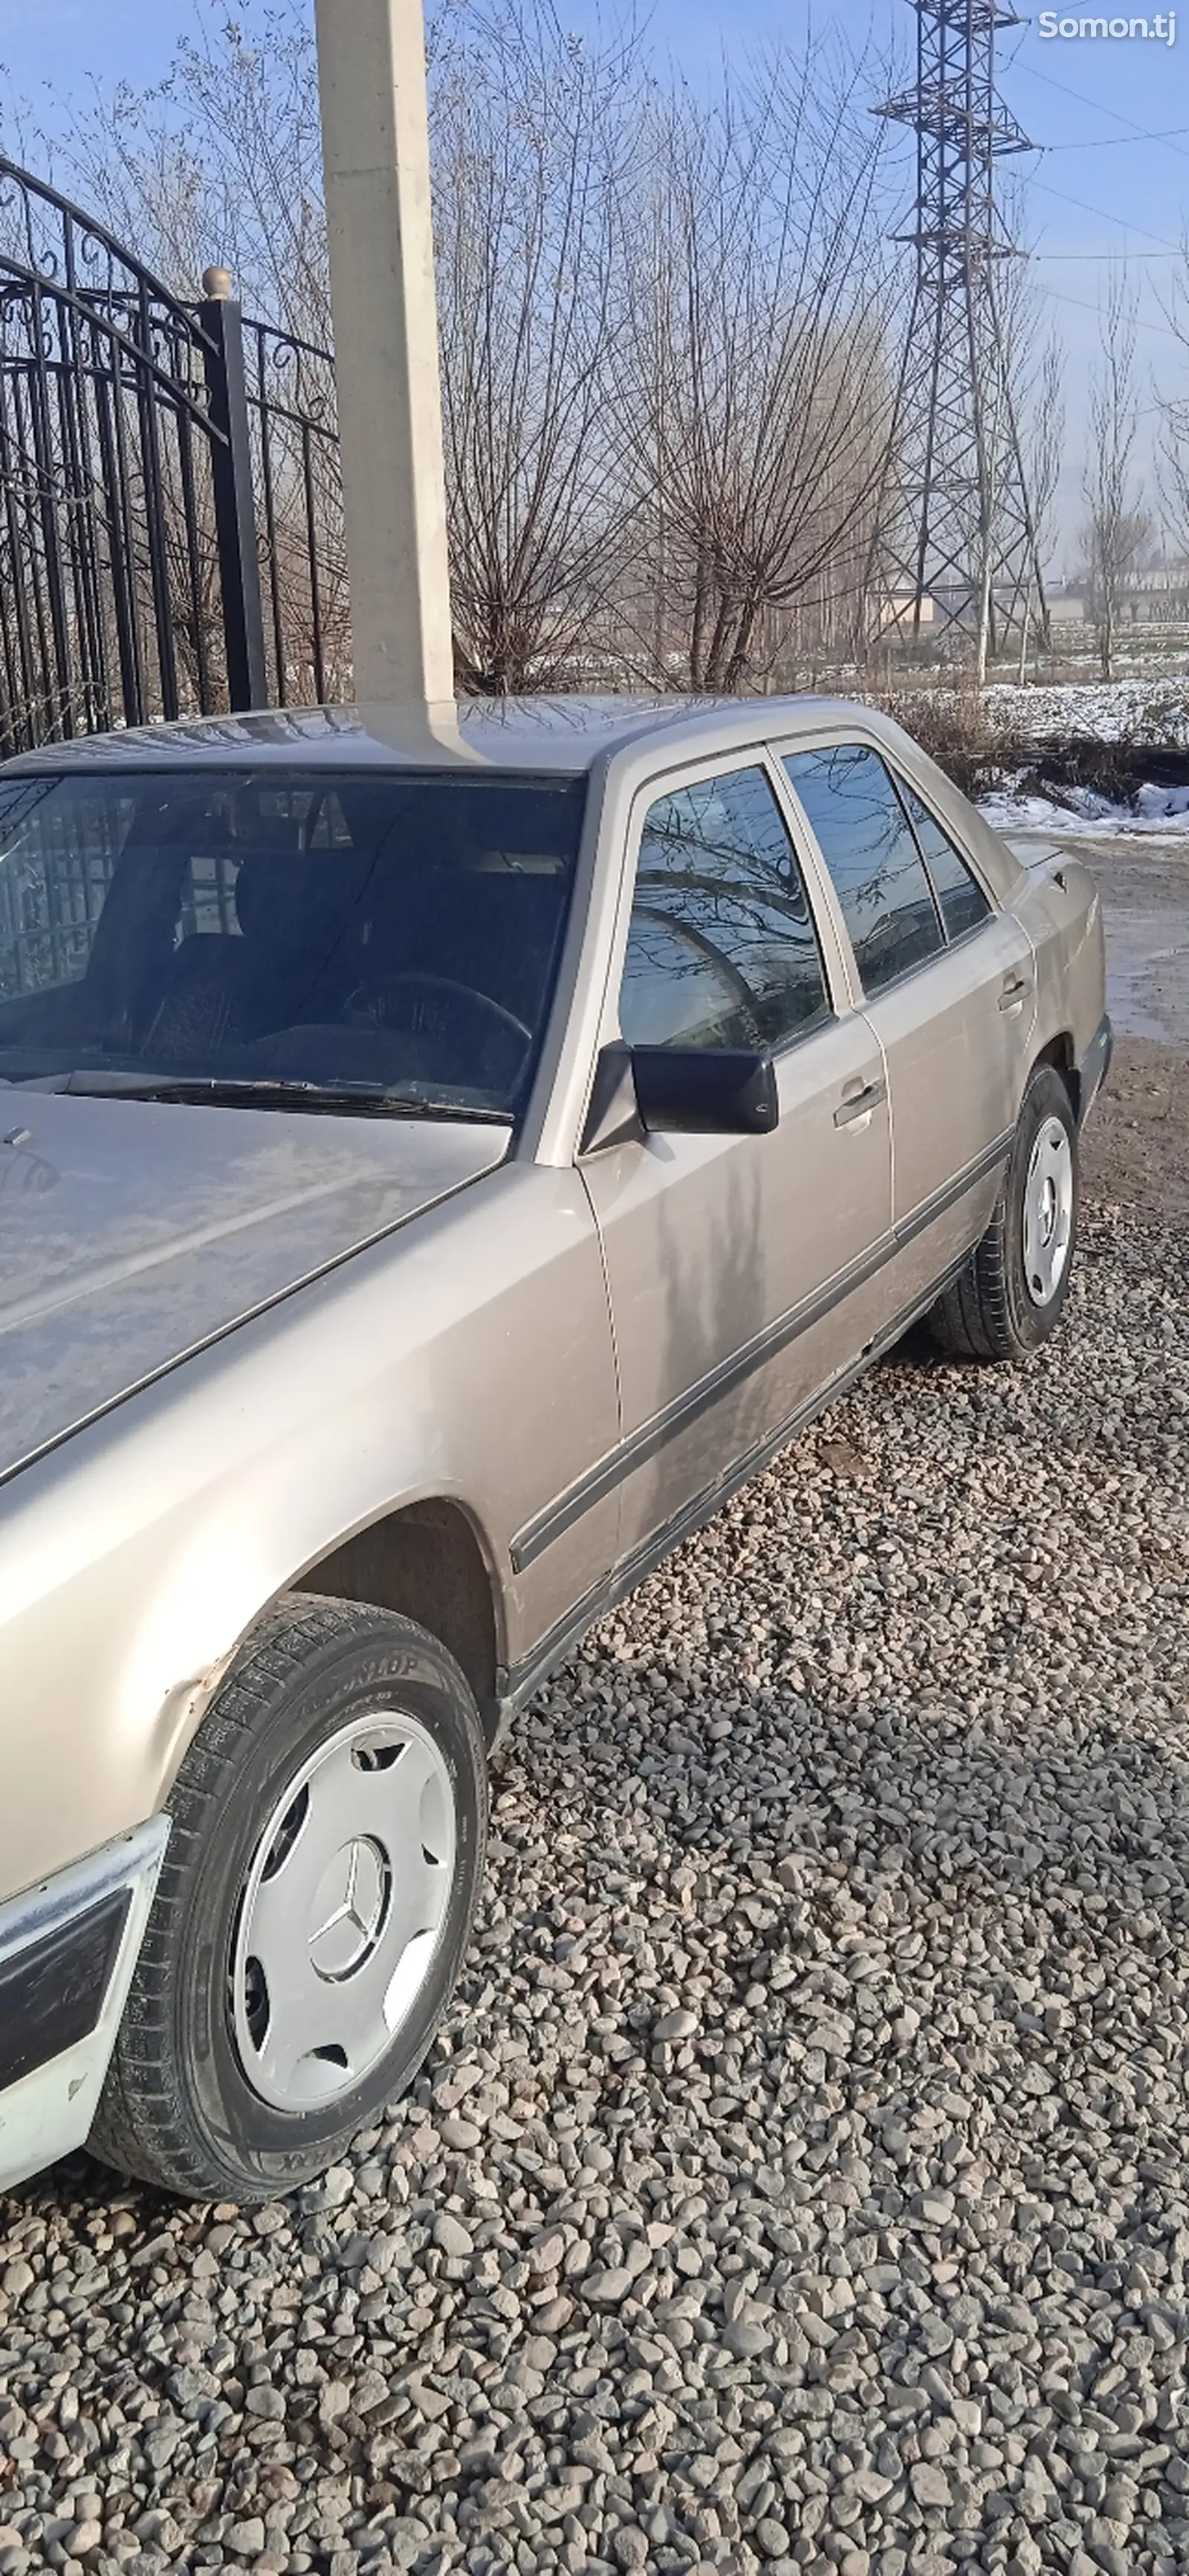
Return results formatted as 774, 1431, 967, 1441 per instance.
88, 1598, 487, 2202
929, 1063, 1078, 1363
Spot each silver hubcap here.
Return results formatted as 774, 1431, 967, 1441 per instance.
230, 1713, 456, 2112
1022, 1115, 1073, 1307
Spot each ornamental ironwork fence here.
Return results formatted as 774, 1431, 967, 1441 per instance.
0, 158, 346, 756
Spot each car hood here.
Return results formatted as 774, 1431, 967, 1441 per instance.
0, 1093, 507, 1482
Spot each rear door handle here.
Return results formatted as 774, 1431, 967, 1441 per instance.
999, 975, 1031, 1015
834, 1076, 887, 1128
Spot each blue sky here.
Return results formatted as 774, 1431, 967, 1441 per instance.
4, 1, 1189, 560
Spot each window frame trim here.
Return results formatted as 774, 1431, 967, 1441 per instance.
882, 760, 997, 952
772, 735, 1001, 1009
597, 744, 852, 1072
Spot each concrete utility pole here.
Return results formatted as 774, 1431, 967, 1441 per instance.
314, 0, 455, 729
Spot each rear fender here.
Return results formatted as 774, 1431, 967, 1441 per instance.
1013, 853, 1106, 1076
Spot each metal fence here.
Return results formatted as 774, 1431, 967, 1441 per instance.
244, 315, 347, 711
0, 158, 345, 757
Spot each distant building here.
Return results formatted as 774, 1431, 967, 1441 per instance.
1049, 566, 1189, 627
875, 591, 937, 633
1119, 566, 1189, 624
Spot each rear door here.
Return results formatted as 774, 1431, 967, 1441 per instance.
780, 741, 1035, 1305
579, 755, 893, 1573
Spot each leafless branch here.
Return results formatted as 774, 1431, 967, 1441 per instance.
1081, 273, 1150, 683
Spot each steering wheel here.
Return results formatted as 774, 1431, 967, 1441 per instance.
346, 970, 533, 1050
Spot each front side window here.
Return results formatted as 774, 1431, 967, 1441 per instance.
783, 744, 945, 997
619, 765, 831, 1051
0, 766, 587, 1120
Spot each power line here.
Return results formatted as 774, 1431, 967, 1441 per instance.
1034, 277, 1186, 343
1034, 249, 1182, 262
1013, 53, 1189, 170
1030, 176, 1182, 252
1040, 126, 1189, 151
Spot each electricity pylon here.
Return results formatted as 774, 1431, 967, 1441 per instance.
873, 0, 1047, 669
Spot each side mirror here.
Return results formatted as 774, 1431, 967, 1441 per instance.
582, 1042, 779, 1151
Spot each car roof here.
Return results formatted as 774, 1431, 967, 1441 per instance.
1, 693, 866, 779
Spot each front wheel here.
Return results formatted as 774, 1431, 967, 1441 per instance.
928, 1064, 1079, 1363
88, 1598, 488, 2202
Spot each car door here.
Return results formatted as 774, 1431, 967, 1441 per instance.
781, 741, 1035, 1306
578, 755, 893, 1575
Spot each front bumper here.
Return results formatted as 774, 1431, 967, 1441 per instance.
1078, 1013, 1113, 1129
0, 1815, 169, 2193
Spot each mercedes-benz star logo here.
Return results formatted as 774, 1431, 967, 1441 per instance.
308, 1837, 389, 1980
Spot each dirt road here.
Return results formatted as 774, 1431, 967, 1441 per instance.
1005, 830, 1189, 1225
1081, 836, 1189, 1054
1081, 1030, 1189, 1227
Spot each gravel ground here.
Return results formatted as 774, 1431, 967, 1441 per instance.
2, 1113, 1188, 2576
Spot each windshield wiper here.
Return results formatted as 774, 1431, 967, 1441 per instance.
46, 1070, 512, 1123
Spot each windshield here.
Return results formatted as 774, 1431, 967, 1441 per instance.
0, 766, 587, 1119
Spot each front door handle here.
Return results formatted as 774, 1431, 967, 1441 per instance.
999, 974, 1031, 1015
834, 1076, 887, 1129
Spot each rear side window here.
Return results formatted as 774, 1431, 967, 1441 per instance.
620, 765, 831, 1051
783, 744, 945, 997
895, 778, 991, 942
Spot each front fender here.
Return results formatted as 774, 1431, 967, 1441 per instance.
0, 1334, 493, 1899
0, 1163, 618, 1898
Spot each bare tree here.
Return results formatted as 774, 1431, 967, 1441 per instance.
1019, 336, 1063, 677
433, 1, 644, 691
991, 274, 1066, 683
45, 0, 648, 697
33, 2, 331, 343
956, 214, 1061, 689
1082, 276, 1150, 683
613, 42, 901, 692
1154, 234, 1189, 585
18, 0, 904, 702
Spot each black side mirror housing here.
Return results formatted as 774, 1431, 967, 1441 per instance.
582, 1042, 779, 1149
634, 1045, 779, 1134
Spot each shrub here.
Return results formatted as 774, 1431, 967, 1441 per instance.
865, 686, 1026, 801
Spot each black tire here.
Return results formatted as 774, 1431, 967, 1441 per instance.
88, 1597, 488, 2202
928, 1063, 1079, 1363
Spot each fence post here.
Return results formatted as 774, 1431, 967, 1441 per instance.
200, 268, 268, 711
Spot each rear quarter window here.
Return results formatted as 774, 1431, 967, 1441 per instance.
893, 778, 992, 942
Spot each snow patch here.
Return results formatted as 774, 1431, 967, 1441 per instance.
980, 677, 1189, 747
979, 777, 1189, 841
